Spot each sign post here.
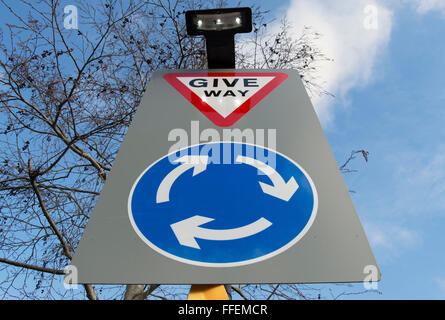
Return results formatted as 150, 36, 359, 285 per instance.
188, 285, 229, 300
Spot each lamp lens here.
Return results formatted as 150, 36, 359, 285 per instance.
194, 12, 243, 31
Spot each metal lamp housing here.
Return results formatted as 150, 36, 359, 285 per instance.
185, 7, 252, 69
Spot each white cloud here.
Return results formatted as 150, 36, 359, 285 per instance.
391, 145, 445, 215
413, 0, 445, 14
435, 277, 445, 296
364, 221, 421, 261
283, 0, 393, 124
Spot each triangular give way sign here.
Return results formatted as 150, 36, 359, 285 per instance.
163, 72, 288, 127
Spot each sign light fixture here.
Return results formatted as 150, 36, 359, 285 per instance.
186, 7, 252, 69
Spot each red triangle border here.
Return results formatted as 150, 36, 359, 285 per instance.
163, 72, 288, 127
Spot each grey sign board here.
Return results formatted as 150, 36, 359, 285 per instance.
71, 69, 380, 284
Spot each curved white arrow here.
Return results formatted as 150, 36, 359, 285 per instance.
156, 155, 209, 203
171, 215, 272, 249
236, 155, 299, 201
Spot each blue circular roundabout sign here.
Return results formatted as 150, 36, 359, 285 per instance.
128, 142, 318, 267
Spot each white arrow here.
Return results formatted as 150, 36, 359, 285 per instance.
236, 155, 299, 201
156, 155, 209, 203
170, 215, 272, 249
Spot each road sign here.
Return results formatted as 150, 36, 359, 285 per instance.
71, 69, 380, 284
163, 72, 288, 126
129, 142, 317, 266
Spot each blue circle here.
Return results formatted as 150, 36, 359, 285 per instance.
128, 142, 317, 266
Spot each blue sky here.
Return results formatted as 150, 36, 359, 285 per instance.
1, 0, 444, 299
256, 0, 445, 299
